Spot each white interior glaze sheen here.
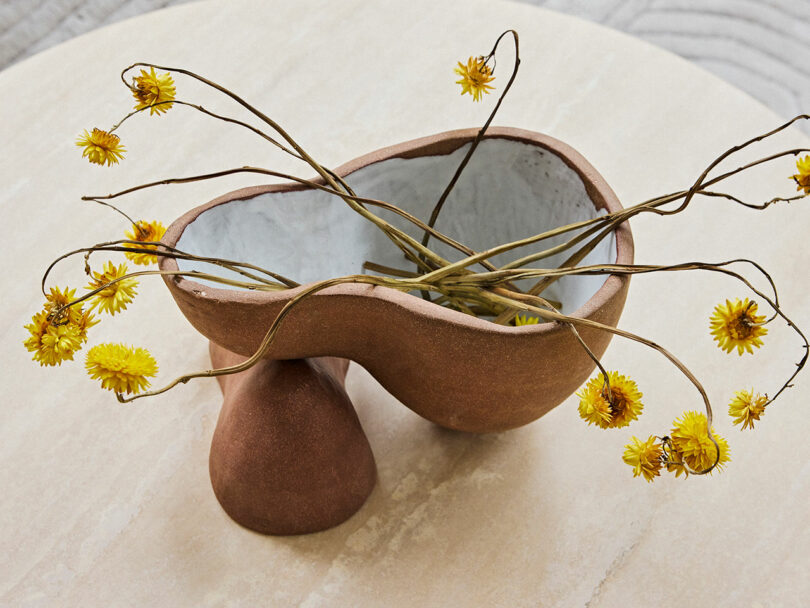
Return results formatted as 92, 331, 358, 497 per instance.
176, 138, 615, 313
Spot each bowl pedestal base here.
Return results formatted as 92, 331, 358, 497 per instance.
208, 342, 377, 535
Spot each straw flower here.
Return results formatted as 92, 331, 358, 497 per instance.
622, 435, 663, 482
514, 314, 539, 326
44, 286, 82, 324
86, 261, 138, 315
124, 220, 167, 265
454, 56, 495, 102
24, 311, 83, 366
791, 154, 810, 194
728, 389, 768, 430
132, 67, 176, 115
44, 286, 98, 340
670, 411, 731, 474
76, 128, 126, 166
577, 371, 643, 429
24, 287, 97, 366
664, 447, 690, 479
710, 298, 767, 355
85, 343, 158, 394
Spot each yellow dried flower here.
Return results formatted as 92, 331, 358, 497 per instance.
577, 371, 643, 429
85, 343, 158, 394
44, 286, 82, 324
132, 67, 176, 115
86, 261, 138, 315
24, 287, 97, 366
76, 128, 126, 166
664, 447, 690, 479
454, 56, 495, 102
514, 314, 539, 326
24, 311, 82, 366
710, 298, 767, 355
728, 389, 768, 430
622, 436, 663, 482
791, 154, 810, 194
45, 286, 98, 339
124, 220, 167, 265
670, 411, 731, 474
76, 309, 99, 338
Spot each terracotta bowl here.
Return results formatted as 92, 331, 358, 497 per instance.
159, 127, 632, 534
161, 127, 633, 433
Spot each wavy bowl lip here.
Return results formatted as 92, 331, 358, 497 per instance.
159, 126, 634, 337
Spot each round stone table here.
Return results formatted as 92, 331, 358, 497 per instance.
2, 0, 808, 605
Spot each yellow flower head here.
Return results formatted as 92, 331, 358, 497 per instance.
24, 311, 83, 366
86, 261, 138, 315
45, 286, 99, 338
791, 154, 810, 194
664, 447, 690, 479
85, 343, 158, 394
132, 67, 176, 115
124, 220, 167, 265
710, 298, 767, 355
44, 286, 81, 324
670, 410, 731, 474
454, 56, 495, 102
24, 287, 97, 366
577, 371, 643, 429
622, 435, 663, 482
728, 389, 768, 430
77, 310, 98, 339
514, 314, 539, 326
76, 128, 126, 166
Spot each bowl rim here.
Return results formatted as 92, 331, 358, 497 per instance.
159, 126, 634, 336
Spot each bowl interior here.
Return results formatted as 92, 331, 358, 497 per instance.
176, 137, 616, 314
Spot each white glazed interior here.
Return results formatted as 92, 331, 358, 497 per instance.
176, 138, 616, 314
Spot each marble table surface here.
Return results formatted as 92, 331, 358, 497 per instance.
1, 0, 809, 605
3, 0, 809, 136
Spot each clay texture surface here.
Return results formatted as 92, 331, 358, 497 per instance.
161, 128, 634, 432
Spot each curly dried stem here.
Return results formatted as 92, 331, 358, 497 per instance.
42, 241, 299, 296
418, 29, 520, 302
115, 274, 437, 403
486, 286, 720, 474
422, 29, 520, 247
81, 166, 520, 285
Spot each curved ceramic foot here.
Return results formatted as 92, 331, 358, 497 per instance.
208, 343, 376, 535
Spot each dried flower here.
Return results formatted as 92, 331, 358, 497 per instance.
75, 309, 98, 340
24, 287, 97, 366
86, 261, 138, 315
622, 436, 663, 482
24, 311, 83, 366
45, 286, 98, 341
124, 220, 167, 265
514, 314, 539, 326
76, 128, 126, 166
132, 67, 176, 115
44, 286, 82, 324
454, 56, 495, 102
710, 298, 767, 355
664, 446, 690, 479
670, 411, 731, 474
791, 154, 810, 194
85, 343, 158, 394
577, 371, 643, 429
728, 389, 768, 430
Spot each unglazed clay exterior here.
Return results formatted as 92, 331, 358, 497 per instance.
161, 128, 633, 433
208, 345, 376, 535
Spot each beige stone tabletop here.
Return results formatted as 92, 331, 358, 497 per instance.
2, 0, 809, 606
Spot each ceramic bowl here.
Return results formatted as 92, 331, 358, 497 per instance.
160, 127, 633, 433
